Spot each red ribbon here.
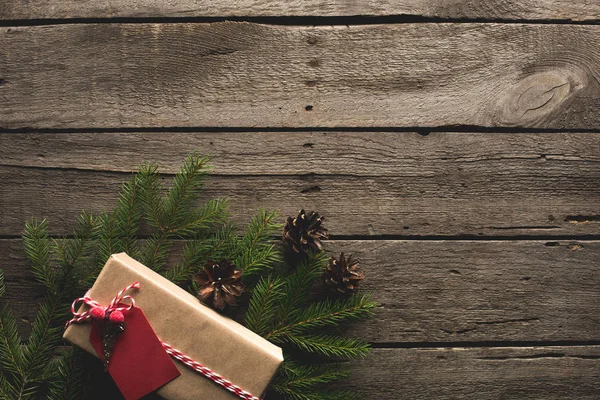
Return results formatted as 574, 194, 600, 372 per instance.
67, 283, 260, 400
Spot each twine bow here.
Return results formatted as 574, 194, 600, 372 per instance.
66, 283, 260, 400
66, 282, 140, 328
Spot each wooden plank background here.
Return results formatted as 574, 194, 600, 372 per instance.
1, 1, 599, 399
1, 23, 600, 129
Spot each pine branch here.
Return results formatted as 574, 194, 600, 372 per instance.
275, 361, 349, 390
165, 198, 228, 236
242, 209, 280, 251
46, 348, 85, 400
271, 251, 329, 332
245, 276, 285, 336
137, 162, 165, 230
161, 152, 211, 232
51, 212, 95, 291
165, 224, 237, 283
236, 209, 282, 277
0, 306, 24, 377
140, 232, 172, 272
139, 155, 221, 271
11, 295, 66, 398
271, 372, 360, 400
94, 212, 118, 269
112, 174, 143, 259
23, 219, 55, 291
285, 334, 371, 359
267, 295, 375, 341
22, 295, 65, 376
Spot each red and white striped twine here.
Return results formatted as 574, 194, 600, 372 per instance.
162, 341, 259, 400
66, 282, 260, 400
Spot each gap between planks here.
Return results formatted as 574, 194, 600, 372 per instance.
1, 15, 600, 27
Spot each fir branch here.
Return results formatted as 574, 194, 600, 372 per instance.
23, 219, 55, 291
140, 232, 172, 272
245, 276, 285, 336
46, 348, 84, 400
165, 224, 238, 283
139, 155, 222, 271
166, 198, 228, 236
236, 209, 282, 276
161, 152, 211, 232
195, 224, 238, 262
0, 306, 24, 377
271, 251, 329, 332
242, 209, 280, 252
137, 162, 165, 230
12, 295, 66, 398
21, 295, 65, 376
58, 212, 94, 269
94, 212, 118, 269
285, 334, 371, 359
237, 244, 281, 277
266, 295, 376, 341
112, 174, 143, 259
275, 361, 350, 390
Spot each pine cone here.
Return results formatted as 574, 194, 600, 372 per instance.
324, 253, 364, 294
194, 259, 245, 310
282, 209, 328, 255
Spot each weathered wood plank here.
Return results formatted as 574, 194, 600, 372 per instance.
1, 23, 599, 129
2, 137, 599, 237
3, 131, 600, 176
0, 0, 598, 21
347, 347, 600, 399
2, 166, 598, 237
3, 239, 599, 342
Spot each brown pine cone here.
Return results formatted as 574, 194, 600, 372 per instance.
324, 253, 364, 295
282, 209, 328, 255
194, 259, 245, 310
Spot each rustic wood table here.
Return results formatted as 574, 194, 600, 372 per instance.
1, 2, 599, 398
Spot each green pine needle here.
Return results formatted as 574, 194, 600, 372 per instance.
268, 294, 376, 341
0, 306, 24, 377
46, 348, 85, 400
245, 276, 285, 336
23, 219, 55, 291
160, 152, 211, 232
272, 251, 329, 331
285, 334, 371, 359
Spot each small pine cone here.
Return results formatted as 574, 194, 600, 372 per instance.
282, 209, 328, 255
194, 259, 245, 310
324, 253, 364, 295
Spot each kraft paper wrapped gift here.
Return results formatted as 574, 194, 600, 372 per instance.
64, 253, 284, 400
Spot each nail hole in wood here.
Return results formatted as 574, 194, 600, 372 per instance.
301, 185, 321, 194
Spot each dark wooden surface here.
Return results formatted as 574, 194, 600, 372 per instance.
1, 0, 598, 21
1, 2, 599, 399
1, 23, 600, 129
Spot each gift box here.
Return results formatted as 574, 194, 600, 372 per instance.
64, 253, 284, 400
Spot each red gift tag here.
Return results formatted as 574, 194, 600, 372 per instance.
90, 306, 181, 400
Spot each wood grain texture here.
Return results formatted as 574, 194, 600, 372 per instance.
1, 23, 599, 129
3, 239, 599, 342
347, 347, 600, 399
0, 0, 598, 21
1, 131, 599, 237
